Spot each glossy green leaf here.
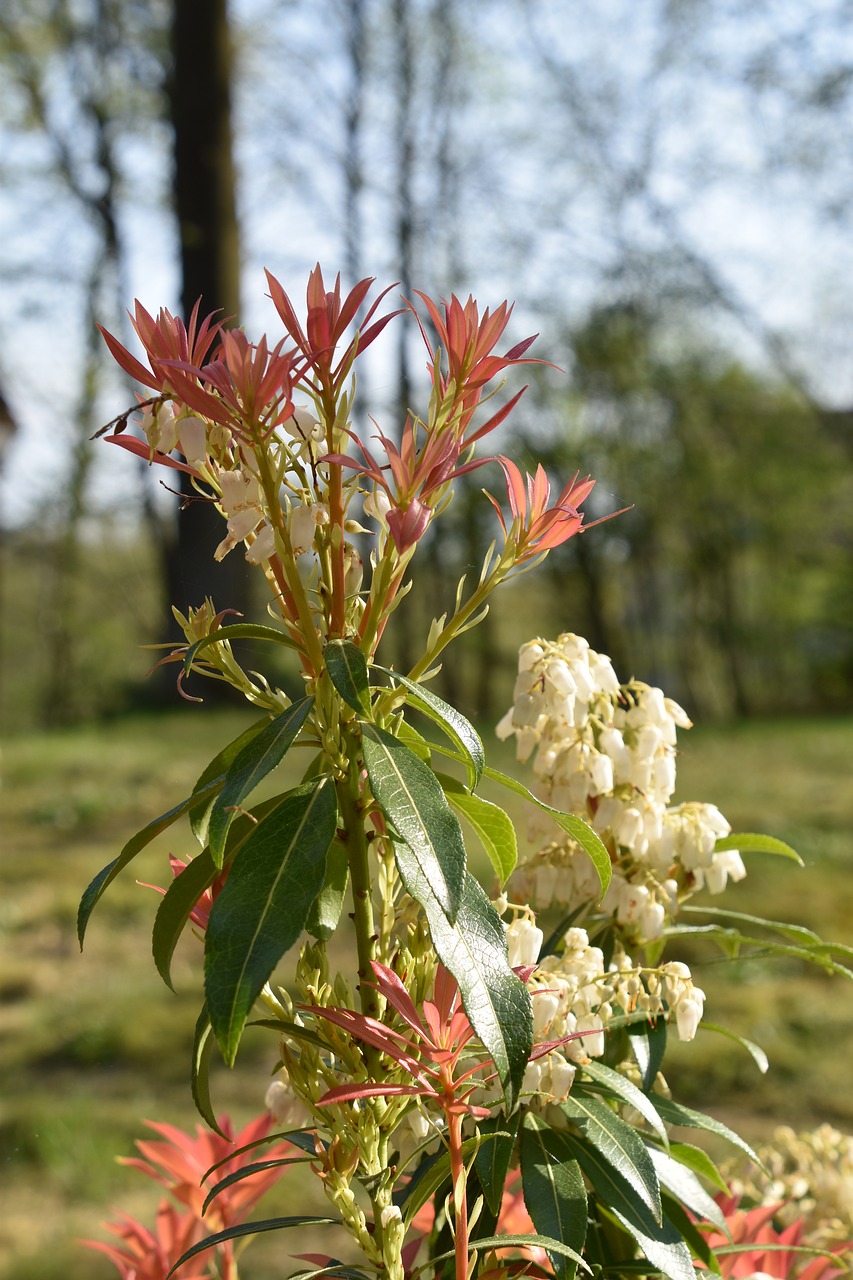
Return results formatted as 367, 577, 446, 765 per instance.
152, 797, 286, 990
670, 914, 853, 980
521, 1115, 587, 1280
205, 777, 337, 1065
374, 663, 485, 788
431, 755, 611, 896
201, 1155, 311, 1216
247, 1018, 332, 1050
628, 1015, 667, 1091
152, 849, 218, 990
553, 1121, 693, 1280
681, 903, 853, 955
647, 1147, 729, 1235
715, 831, 803, 865
77, 780, 221, 946
576, 1059, 669, 1149
606, 1203, 696, 1280
475, 1112, 520, 1216
208, 697, 314, 866
438, 772, 518, 884
562, 1094, 661, 1223
668, 1142, 729, 1195
183, 622, 300, 676
394, 847, 532, 1108
651, 1096, 765, 1170
166, 1216, 339, 1278
395, 719, 432, 762
661, 1194, 722, 1274
191, 1003, 227, 1137
189, 716, 270, 845
700, 1021, 768, 1073
361, 723, 465, 922
325, 639, 371, 715
306, 840, 349, 940
422, 1234, 589, 1276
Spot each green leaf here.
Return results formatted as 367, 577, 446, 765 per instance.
247, 1019, 332, 1051
715, 831, 803, 865
395, 719, 433, 762
452, 758, 611, 896
361, 723, 465, 922
660, 1195, 722, 1274
521, 1115, 587, 1280
438, 772, 518, 884
208, 696, 314, 866
77, 780, 221, 946
700, 1021, 768, 1073
647, 1147, 729, 1235
576, 1060, 669, 1149
400, 1134, 495, 1226
668, 1142, 729, 1195
201, 1155, 311, 1217
191, 1004, 227, 1137
152, 849, 218, 990
166, 1216, 339, 1279
374, 664, 485, 788
394, 849, 532, 1109
183, 622, 300, 676
606, 1204, 696, 1280
325, 639, 371, 715
561, 1094, 662, 1223
189, 716, 270, 845
420, 1235, 589, 1277
628, 1015, 667, 1091
475, 1112, 520, 1216
205, 777, 338, 1064
651, 1096, 765, 1170
305, 840, 349, 940
152, 797, 286, 989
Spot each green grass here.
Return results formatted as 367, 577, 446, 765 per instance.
2, 711, 853, 1276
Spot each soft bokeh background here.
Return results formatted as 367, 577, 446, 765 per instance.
1, 2, 853, 1277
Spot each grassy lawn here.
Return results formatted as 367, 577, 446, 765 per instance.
2, 710, 852, 1277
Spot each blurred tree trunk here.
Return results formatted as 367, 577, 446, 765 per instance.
165, 0, 249, 643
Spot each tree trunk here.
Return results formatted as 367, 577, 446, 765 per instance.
166, 0, 249, 640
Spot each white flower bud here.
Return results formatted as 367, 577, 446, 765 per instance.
547, 1056, 576, 1101
245, 523, 276, 564
178, 415, 208, 465
505, 917, 543, 968
675, 994, 704, 1042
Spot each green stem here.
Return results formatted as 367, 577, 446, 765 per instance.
336, 757, 378, 1021
406, 553, 512, 683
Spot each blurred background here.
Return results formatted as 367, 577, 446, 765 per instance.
1, 2, 853, 1277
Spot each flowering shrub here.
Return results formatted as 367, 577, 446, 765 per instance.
80, 268, 852, 1280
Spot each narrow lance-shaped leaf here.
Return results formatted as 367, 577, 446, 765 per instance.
78, 779, 221, 946
166, 1217, 339, 1280
715, 831, 803, 865
628, 1015, 667, 1092
374, 663, 485, 788
191, 1004, 227, 1137
575, 1059, 669, 1149
205, 777, 338, 1065
520, 1115, 587, 1280
361, 723, 465, 923
324, 639, 371, 715
438, 772, 518, 885
393, 845, 532, 1108
474, 1112, 520, 1216
424, 742, 611, 896
183, 622, 301, 675
208, 696, 314, 866
647, 1147, 730, 1236
561, 1093, 662, 1223
152, 796, 286, 990
550, 1127, 693, 1280
189, 716, 270, 845
651, 1096, 765, 1170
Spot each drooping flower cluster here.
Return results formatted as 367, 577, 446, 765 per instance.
726, 1124, 853, 1252
499, 633, 745, 942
